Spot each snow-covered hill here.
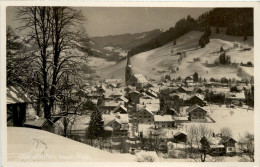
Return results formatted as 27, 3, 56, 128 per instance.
7, 127, 135, 162
96, 30, 254, 81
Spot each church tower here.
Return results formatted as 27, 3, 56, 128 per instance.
125, 54, 133, 83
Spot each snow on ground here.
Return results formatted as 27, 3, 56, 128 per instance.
135, 33, 146, 39
7, 127, 135, 162
182, 105, 254, 141
87, 56, 116, 70
96, 30, 253, 81
103, 46, 114, 51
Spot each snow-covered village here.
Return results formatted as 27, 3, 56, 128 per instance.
5, 7, 254, 162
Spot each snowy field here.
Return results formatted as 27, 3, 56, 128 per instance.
182, 105, 254, 141
87, 56, 116, 70
7, 127, 136, 162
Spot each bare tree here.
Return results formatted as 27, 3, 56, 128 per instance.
17, 7, 89, 118
239, 132, 254, 161
187, 124, 214, 162
220, 127, 233, 138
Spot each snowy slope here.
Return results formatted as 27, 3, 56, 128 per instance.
96, 30, 254, 80
7, 127, 135, 162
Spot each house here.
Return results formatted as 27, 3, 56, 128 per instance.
173, 131, 187, 143
109, 90, 124, 99
107, 83, 118, 89
138, 107, 154, 124
176, 86, 188, 93
169, 108, 180, 116
113, 96, 129, 107
225, 92, 246, 105
222, 138, 237, 156
185, 94, 206, 106
7, 86, 32, 127
100, 100, 125, 113
24, 118, 54, 132
200, 135, 237, 156
154, 115, 175, 129
124, 86, 135, 93
191, 87, 204, 95
128, 90, 142, 103
103, 113, 129, 136
187, 105, 207, 122
145, 104, 160, 114
139, 95, 160, 105
112, 105, 127, 114
145, 89, 158, 98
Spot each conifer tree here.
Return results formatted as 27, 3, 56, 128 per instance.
87, 107, 104, 146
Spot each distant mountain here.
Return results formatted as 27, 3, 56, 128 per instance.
88, 29, 163, 62
91, 29, 163, 50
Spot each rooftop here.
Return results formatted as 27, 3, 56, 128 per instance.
7, 86, 32, 104
154, 115, 174, 122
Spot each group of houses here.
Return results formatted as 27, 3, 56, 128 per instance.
6, 54, 252, 156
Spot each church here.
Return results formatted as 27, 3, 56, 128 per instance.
125, 55, 148, 90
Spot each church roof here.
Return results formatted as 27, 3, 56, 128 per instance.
133, 74, 148, 83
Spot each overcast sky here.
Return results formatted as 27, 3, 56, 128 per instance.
7, 7, 211, 37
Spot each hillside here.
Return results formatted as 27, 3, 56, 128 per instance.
7, 127, 135, 162
89, 29, 162, 61
128, 8, 253, 57
96, 30, 253, 81
91, 29, 162, 50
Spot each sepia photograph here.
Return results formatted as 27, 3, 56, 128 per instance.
3, 3, 257, 164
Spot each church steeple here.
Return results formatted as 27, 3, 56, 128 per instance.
125, 54, 133, 83
127, 54, 131, 66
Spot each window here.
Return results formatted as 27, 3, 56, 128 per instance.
148, 119, 151, 122
228, 148, 232, 151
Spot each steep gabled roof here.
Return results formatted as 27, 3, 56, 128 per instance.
186, 104, 207, 114
112, 105, 127, 113
141, 106, 154, 116
7, 86, 32, 104
187, 94, 205, 101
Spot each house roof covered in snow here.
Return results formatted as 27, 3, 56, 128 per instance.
225, 92, 246, 100
112, 105, 127, 113
103, 113, 129, 126
24, 118, 49, 128
154, 115, 174, 122
7, 86, 32, 104
102, 101, 123, 107
186, 104, 207, 114
133, 74, 148, 83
